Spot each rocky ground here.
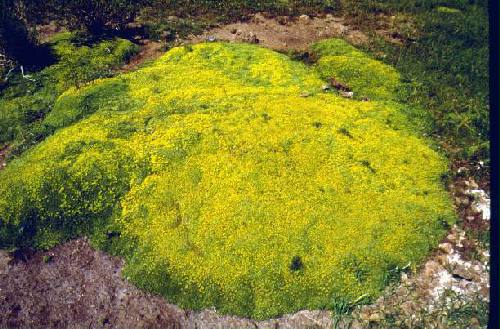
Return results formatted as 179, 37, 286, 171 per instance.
0, 12, 491, 329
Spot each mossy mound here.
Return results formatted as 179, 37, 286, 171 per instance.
0, 41, 454, 319
312, 39, 400, 100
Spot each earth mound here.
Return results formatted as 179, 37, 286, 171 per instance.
0, 40, 454, 319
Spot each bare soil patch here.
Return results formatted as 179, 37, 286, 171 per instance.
188, 13, 368, 52
0, 239, 185, 329
117, 39, 164, 73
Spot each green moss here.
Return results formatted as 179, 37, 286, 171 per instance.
0, 33, 139, 151
312, 39, 401, 101
436, 6, 461, 14
0, 41, 454, 319
310, 39, 366, 58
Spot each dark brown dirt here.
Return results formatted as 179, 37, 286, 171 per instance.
117, 40, 165, 73
0, 238, 186, 329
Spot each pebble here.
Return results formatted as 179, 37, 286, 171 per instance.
438, 243, 453, 254
244, 32, 259, 44
452, 265, 475, 281
424, 260, 440, 276
299, 14, 310, 21
369, 313, 382, 321
470, 317, 480, 327
469, 179, 479, 189
340, 91, 354, 98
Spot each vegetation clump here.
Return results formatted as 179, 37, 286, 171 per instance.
0, 40, 454, 319
312, 39, 401, 101
0, 33, 138, 153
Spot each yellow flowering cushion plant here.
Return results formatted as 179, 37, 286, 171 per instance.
0, 41, 454, 319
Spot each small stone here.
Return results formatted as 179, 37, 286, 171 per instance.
339, 25, 350, 35
439, 243, 453, 254
369, 313, 382, 321
423, 260, 440, 276
436, 254, 449, 265
340, 91, 354, 98
299, 14, 310, 21
243, 32, 259, 44
452, 265, 476, 281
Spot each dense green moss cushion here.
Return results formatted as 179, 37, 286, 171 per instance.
0, 41, 454, 318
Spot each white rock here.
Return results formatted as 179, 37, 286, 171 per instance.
466, 189, 490, 220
